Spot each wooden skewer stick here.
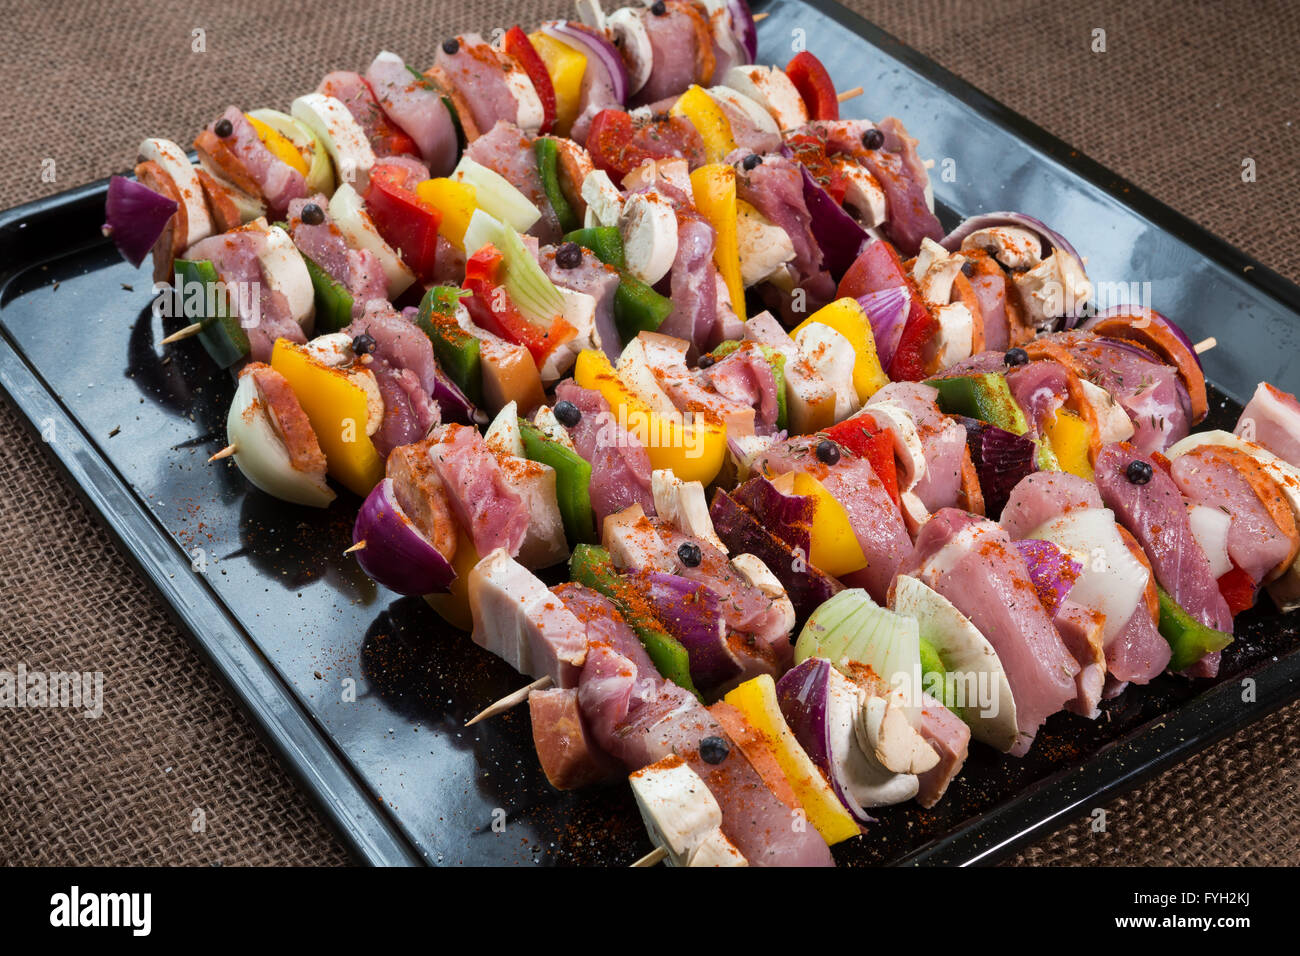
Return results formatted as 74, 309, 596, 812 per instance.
752, 11, 769, 21
160, 322, 203, 345
207, 444, 237, 462
837, 86, 864, 103
631, 846, 668, 867
1194, 336, 1217, 354
466, 675, 553, 726
343, 540, 367, 555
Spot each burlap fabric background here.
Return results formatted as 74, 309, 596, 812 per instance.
1, 0, 1296, 866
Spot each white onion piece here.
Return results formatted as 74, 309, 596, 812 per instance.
1187, 504, 1234, 579
1028, 508, 1149, 645
328, 183, 414, 298
226, 373, 334, 508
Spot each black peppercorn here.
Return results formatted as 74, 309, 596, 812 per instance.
214, 117, 233, 138
442, 37, 460, 55
1126, 459, 1154, 485
352, 332, 377, 356
555, 241, 582, 269
553, 399, 581, 427
861, 127, 884, 150
961, 260, 975, 277
698, 354, 715, 369
742, 153, 761, 170
300, 202, 325, 226
699, 736, 729, 764
650, 0, 667, 14
815, 439, 841, 465
1004, 347, 1029, 367
677, 542, 703, 568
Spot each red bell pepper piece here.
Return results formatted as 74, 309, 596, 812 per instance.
1217, 563, 1256, 617
822, 418, 900, 506
502, 27, 557, 135
887, 302, 938, 382
363, 163, 441, 282
586, 109, 706, 180
786, 51, 839, 121
462, 245, 576, 365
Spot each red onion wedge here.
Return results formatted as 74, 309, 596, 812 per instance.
727, 0, 758, 62
776, 658, 917, 822
855, 285, 910, 371
710, 488, 840, 625
103, 174, 178, 268
642, 571, 740, 689
433, 366, 486, 426
1084, 304, 1208, 423
958, 417, 1038, 520
353, 478, 456, 596
542, 21, 628, 105
731, 475, 814, 556
1012, 538, 1081, 617
799, 165, 869, 278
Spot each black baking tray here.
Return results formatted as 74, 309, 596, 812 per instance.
2, 0, 1298, 867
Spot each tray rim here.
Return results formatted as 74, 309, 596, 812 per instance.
1, 0, 1299, 867
0, 182, 421, 867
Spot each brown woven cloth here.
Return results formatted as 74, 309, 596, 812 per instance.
0, 0, 1296, 867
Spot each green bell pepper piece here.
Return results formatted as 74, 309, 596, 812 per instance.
518, 419, 595, 545
533, 138, 580, 235
569, 544, 699, 698
173, 259, 249, 369
415, 286, 483, 407
917, 635, 962, 716
302, 253, 354, 334
927, 372, 1061, 469
1156, 585, 1234, 672
926, 373, 1029, 434
563, 226, 673, 341
564, 226, 626, 269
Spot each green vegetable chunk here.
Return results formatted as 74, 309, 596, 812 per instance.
1156, 585, 1234, 672
927, 372, 1059, 469
173, 259, 249, 369
302, 253, 354, 334
569, 544, 698, 698
533, 137, 580, 234
519, 419, 595, 545
917, 636, 959, 714
415, 286, 483, 407
563, 226, 673, 341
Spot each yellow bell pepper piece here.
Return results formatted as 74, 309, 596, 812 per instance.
792, 297, 889, 402
246, 113, 310, 177
529, 32, 586, 136
690, 163, 746, 323
425, 527, 479, 630
573, 349, 727, 485
270, 339, 384, 497
415, 177, 477, 249
1045, 408, 1094, 480
669, 85, 736, 165
724, 675, 861, 844
791, 471, 868, 577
